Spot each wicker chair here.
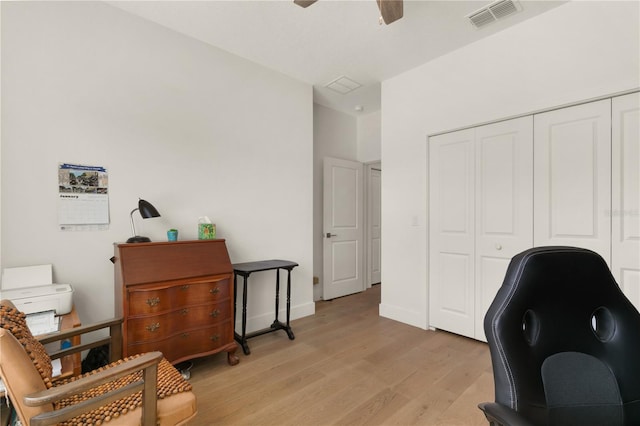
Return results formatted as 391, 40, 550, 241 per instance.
0, 299, 197, 426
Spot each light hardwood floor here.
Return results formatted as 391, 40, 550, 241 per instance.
187, 285, 494, 425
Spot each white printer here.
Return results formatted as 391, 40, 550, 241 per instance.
0, 284, 74, 315
0, 264, 74, 315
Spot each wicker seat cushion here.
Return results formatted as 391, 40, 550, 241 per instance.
104, 391, 197, 426
54, 355, 195, 425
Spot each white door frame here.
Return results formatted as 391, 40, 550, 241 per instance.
365, 162, 382, 289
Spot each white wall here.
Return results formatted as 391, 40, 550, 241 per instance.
357, 110, 381, 163
0, 4, 2, 265
380, 1, 640, 329
1, 1, 315, 331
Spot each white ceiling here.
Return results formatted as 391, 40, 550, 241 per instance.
108, 0, 567, 116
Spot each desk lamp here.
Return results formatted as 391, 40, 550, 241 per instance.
127, 198, 161, 243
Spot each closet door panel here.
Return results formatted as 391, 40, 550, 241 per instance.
534, 99, 612, 263
475, 116, 533, 340
429, 129, 475, 338
612, 93, 640, 311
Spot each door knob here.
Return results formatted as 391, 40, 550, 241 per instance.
495, 243, 503, 250
326, 233, 337, 238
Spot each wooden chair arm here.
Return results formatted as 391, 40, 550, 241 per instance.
25, 351, 162, 426
37, 317, 123, 362
38, 317, 123, 343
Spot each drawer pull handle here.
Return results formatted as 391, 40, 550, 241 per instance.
210, 309, 220, 318
181, 285, 190, 290
181, 308, 189, 315
210, 287, 220, 295
146, 323, 160, 333
210, 334, 220, 342
181, 333, 190, 338
146, 297, 160, 307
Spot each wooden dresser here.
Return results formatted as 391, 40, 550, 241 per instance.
113, 240, 239, 366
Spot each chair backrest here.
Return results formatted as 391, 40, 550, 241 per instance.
484, 247, 640, 425
0, 300, 55, 423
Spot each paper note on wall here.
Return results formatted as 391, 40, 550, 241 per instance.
1, 264, 53, 289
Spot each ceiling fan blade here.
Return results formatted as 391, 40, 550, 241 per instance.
376, 0, 403, 25
294, 0, 318, 8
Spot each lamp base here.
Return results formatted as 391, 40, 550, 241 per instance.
126, 236, 151, 243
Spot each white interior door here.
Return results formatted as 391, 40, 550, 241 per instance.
612, 92, 640, 311
429, 129, 475, 339
323, 157, 364, 300
367, 164, 382, 287
534, 99, 612, 263
474, 117, 533, 341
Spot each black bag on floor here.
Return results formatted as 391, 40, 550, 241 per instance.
81, 344, 110, 374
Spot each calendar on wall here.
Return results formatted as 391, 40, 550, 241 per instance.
57, 163, 109, 231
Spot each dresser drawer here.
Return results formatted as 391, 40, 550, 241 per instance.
126, 301, 231, 342
127, 277, 230, 316
127, 320, 233, 364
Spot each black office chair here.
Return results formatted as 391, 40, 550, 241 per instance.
478, 246, 640, 426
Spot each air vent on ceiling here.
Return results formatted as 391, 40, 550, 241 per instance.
467, 0, 521, 29
325, 76, 362, 95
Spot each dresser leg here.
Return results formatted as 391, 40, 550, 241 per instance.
226, 346, 240, 366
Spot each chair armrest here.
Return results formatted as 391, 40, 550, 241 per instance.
38, 317, 123, 343
478, 402, 537, 426
37, 317, 123, 362
24, 351, 162, 426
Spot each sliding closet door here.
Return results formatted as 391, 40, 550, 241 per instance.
475, 117, 533, 341
534, 99, 612, 263
612, 93, 640, 311
429, 129, 475, 338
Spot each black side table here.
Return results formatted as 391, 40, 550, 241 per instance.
233, 259, 298, 355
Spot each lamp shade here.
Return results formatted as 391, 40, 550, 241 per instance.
138, 199, 161, 219
127, 198, 161, 243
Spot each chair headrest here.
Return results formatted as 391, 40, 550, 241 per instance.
0, 300, 53, 386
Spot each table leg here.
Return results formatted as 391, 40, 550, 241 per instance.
274, 268, 280, 324
241, 275, 250, 354
285, 268, 295, 340
233, 273, 252, 355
